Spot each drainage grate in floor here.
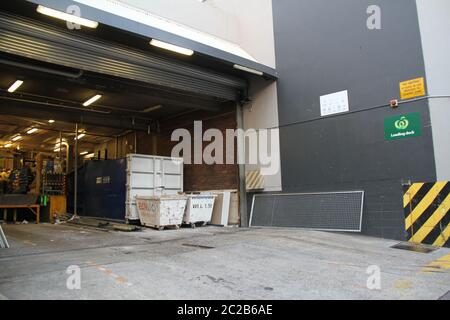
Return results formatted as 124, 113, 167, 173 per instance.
439, 291, 450, 300
391, 242, 438, 254
182, 244, 215, 250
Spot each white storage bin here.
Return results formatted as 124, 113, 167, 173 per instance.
136, 196, 187, 230
183, 195, 217, 226
126, 154, 183, 222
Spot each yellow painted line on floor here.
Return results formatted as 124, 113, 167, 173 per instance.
410, 193, 450, 244
421, 253, 450, 274
405, 182, 447, 230
23, 240, 36, 246
394, 279, 412, 291
403, 183, 424, 208
86, 261, 133, 287
433, 223, 450, 247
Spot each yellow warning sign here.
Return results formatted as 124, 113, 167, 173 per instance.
399, 77, 426, 100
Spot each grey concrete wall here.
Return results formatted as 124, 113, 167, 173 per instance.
244, 79, 282, 192
416, 0, 450, 181
104, 0, 276, 67
272, 0, 436, 240
210, 0, 276, 68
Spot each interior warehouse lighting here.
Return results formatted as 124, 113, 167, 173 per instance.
150, 39, 194, 56
55, 142, 66, 148
48, 119, 55, 124
76, 133, 86, 140
12, 135, 22, 142
36, 5, 99, 29
83, 94, 102, 107
7, 80, 24, 93
143, 105, 163, 113
80, 151, 89, 156
27, 128, 38, 134
233, 64, 263, 76
4, 143, 13, 148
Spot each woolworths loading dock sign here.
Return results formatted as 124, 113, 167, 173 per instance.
384, 112, 422, 141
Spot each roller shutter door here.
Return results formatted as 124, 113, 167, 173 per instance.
0, 12, 246, 101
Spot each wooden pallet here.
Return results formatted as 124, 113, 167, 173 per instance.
184, 221, 208, 229
142, 224, 181, 231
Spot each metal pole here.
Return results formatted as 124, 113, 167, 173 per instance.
74, 123, 78, 217
115, 137, 119, 159
59, 131, 63, 161
236, 103, 248, 227
65, 146, 71, 175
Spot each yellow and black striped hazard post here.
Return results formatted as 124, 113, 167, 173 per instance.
403, 182, 450, 248
246, 170, 265, 191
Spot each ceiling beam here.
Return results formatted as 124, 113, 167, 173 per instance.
68, 74, 224, 112
0, 99, 155, 132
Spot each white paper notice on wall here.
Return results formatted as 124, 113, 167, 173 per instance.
320, 90, 349, 117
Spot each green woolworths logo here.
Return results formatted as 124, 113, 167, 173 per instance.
394, 117, 409, 130
384, 112, 422, 141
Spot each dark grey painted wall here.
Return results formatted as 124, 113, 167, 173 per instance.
272, 0, 436, 240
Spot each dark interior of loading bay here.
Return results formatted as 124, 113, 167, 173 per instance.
0, 0, 257, 226
0, 54, 240, 224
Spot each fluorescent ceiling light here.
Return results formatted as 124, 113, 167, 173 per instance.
150, 39, 194, 56
76, 133, 86, 140
84, 153, 95, 158
27, 128, 38, 134
80, 151, 89, 156
36, 5, 99, 28
12, 135, 22, 142
4, 143, 12, 148
143, 105, 163, 113
48, 119, 55, 124
55, 141, 68, 148
7, 80, 24, 93
73, 0, 257, 61
54, 148, 61, 152
233, 64, 263, 76
83, 94, 102, 107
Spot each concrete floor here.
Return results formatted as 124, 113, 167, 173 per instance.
0, 223, 449, 300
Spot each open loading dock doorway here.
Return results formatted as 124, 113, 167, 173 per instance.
0, 1, 248, 226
